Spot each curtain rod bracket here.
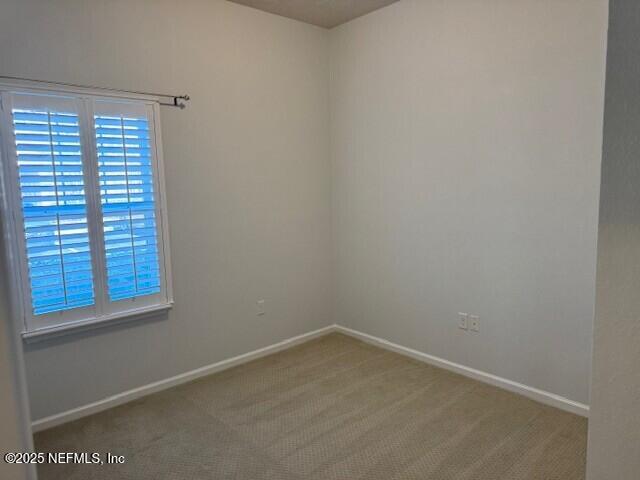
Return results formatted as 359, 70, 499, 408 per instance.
161, 95, 190, 109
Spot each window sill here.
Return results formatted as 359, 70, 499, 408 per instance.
21, 302, 173, 343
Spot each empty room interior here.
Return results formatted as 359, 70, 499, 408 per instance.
1, 0, 639, 479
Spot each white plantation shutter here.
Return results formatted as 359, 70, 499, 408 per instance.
2, 93, 98, 331
95, 114, 161, 301
14, 108, 95, 314
0, 89, 172, 336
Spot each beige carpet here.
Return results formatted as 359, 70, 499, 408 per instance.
35, 333, 587, 479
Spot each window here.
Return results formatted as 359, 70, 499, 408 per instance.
0, 89, 172, 338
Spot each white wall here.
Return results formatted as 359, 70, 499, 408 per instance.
587, 0, 640, 477
0, 0, 332, 420
330, 0, 607, 404
0, 0, 609, 423
0, 264, 33, 479
0, 321, 31, 480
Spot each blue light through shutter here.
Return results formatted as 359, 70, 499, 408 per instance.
12, 108, 95, 315
95, 114, 161, 301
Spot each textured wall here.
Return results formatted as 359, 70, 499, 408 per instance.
0, 0, 332, 420
330, 0, 607, 405
587, 0, 640, 477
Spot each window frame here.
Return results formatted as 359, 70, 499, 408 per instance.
0, 81, 173, 341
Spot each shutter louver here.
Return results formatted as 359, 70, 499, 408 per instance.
11, 108, 95, 315
95, 114, 161, 301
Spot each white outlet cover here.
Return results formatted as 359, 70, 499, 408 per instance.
469, 315, 479, 332
256, 299, 266, 316
458, 313, 468, 330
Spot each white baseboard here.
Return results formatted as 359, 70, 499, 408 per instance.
334, 325, 589, 417
32, 322, 588, 432
31, 325, 337, 432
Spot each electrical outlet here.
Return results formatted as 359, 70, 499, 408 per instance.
469, 315, 480, 332
458, 313, 468, 330
256, 299, 266, 316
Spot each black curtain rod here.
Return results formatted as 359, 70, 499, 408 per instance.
0, 75, 190, 109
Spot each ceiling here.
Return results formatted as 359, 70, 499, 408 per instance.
227, 0, 400, 29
